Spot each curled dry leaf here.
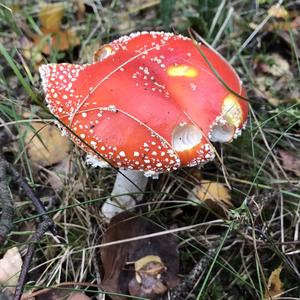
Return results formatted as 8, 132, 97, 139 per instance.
45, 154, 78, 191
192, 180, 233, 207
264, 265, 284, 299
34, 29, 80, 55
21, 122, 72, 167
33, 289, 91, 300
257, 53, 291, 77
0, 247, 23, 292
39, 3, 65, 32
101, 212, 180, 300
190, 180, 233, 218
253, 53, 299, 106
268, 5, 289, 19
33, 2, 80, 55
67, 292, 91, 300
74, 0, 86, 20
278, 150, 300, 177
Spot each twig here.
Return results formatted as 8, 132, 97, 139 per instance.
0, 159, 14, 243
13, 217, 55, 300
0, 152, 57, 299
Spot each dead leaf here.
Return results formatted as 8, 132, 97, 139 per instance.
0, 247, 23, 292
278, 150, 300, 177
67, 292, 91, 300
33, 2, 80, 54
21, 122, 72, 167
192, 180, 233, 207
33, 289, 91, 300
268, 5, 289, 19
39, 3, 65, 31
259, 53, 291, 77
253, 52, 299, 107
264, 265, 284, 299
101, 212, 180, 300
46, 154, 77, 191
33, 28, 80, 55
74, 0, 86, 20
190, 180, 233, 218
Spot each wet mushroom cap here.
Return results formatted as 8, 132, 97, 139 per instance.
40, 31, 248, 175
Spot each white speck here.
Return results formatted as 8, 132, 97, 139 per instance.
82, 112, 87, 118
134, 152, 139, 157
80, 133, 86, 139
190, 83, 197, 91
119, 151, 126, 157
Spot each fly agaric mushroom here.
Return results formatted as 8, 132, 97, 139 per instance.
39, 31, 248, 220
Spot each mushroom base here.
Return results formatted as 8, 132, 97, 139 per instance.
101, 169, 149, 221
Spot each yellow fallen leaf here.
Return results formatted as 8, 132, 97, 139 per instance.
39, 3, 65, 31
0, 247, 23, 291
22, 122, 72, 167
192, 180, 233, 208
268, 5, 289, 19
33, 2, 80, 54
134, 255, 163, 272
264, 265, 284, 299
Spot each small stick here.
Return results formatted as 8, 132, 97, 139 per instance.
0, 154, 57, 299
13, 217, 55, 300
7, 162, 57, 236
0, 159, 14, 243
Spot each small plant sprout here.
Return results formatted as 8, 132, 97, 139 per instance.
39, 31, 248, 220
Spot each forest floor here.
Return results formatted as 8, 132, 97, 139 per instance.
0, 1, 299, 300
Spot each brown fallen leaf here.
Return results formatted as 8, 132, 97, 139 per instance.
264, 265, 284, 299
0, 247, 23, 292
33, 289, 91, 300
33, 28, 80, 55
45, 154, 77, 191
21, 122, 72, 167
278, 150, 300, 177
101, 212, 180, 300
74, 0, 86, 20
67, 292, 91, 300
33, 2, 80, 55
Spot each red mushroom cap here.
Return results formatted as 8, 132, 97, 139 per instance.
40, 31, 248, 175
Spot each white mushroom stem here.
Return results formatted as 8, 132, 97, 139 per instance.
101, 169, 149, 221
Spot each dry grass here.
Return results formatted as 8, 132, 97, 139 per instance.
0, 0, 299, 299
